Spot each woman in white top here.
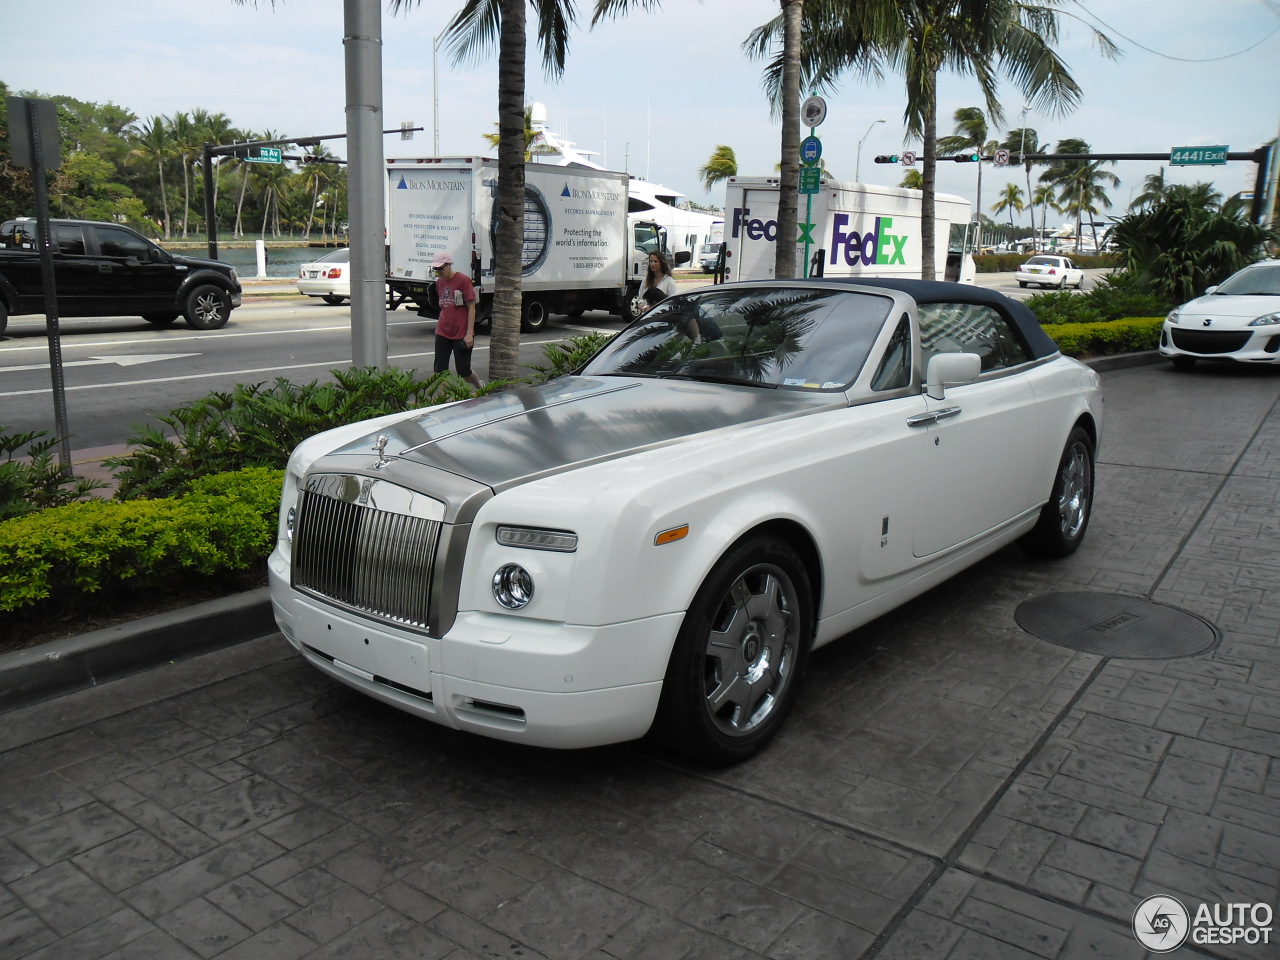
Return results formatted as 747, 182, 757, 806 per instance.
638, 251, 677, 312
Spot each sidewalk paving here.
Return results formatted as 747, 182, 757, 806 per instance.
2, 359, 1276, 960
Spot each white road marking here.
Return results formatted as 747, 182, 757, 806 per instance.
3, 353, 201, 373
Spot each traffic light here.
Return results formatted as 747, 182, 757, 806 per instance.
873, 154, 900, 164
953, 152, 981, 162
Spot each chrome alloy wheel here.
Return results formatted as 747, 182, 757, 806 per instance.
1057, 440, 1092, 539
702, 564, 800, 737
193, 290, 225, 325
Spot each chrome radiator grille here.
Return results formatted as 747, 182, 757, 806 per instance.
292, 476, 441, 630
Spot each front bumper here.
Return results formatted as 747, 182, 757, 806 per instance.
268, 551, 677, 750
1160, 322, 1280, 363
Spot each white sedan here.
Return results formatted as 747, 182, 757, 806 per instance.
1161, 259, 1280, 370
268, 279, 1103, 764
296, 247, 350, 304
1016, 255, 1085, 290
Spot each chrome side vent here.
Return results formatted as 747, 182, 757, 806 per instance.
292, 474, 441, 630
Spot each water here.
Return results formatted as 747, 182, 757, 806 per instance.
216, 245, 344, 280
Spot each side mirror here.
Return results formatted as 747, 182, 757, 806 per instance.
674, 250, 692, 266
925, 352, 981, 400
1204, 285, 1218, 295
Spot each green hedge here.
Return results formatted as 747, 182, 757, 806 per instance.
1042, 317, 1163, 358
0, 467, 283, 616
974, 252, 1119, 273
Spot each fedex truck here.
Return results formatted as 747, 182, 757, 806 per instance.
386, 157, 664, 331
722, 176, 976, 284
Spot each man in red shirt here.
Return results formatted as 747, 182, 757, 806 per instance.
431, 252, 483, 391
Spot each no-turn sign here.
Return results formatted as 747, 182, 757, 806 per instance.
902, 151, 917, 166
994, 148, 1010, 166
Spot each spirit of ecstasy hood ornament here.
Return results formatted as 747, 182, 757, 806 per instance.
371, 434, 391, 469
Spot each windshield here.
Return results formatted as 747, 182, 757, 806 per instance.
581, 287, 893, 390
1214, 264, 1280, 296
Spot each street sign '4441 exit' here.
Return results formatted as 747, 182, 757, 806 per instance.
1170, 145, 1227, 166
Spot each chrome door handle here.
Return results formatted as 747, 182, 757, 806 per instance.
906, 406, 961, 427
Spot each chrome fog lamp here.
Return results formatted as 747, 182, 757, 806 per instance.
492, 564, 534, 609
495, 525, 577, 552
285, 506, 297, 543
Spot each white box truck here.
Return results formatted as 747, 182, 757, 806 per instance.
722, 176, 976, 284
386, 157, 664, 331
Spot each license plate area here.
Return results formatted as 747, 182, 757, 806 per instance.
299, 603, 431, 697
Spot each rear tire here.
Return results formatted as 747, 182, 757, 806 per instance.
322, 294, 346, 305
183, 284, 231, 330
1171, 355, 1197, 371
1020, 425, 1094, 558
1018, 281, 1028, 288
143, 312, 179, 325
652, 536, 813, 765
0, 300, 8, 336
520, 297, 548, 333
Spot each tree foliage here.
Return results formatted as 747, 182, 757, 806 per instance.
1107, 187, 1276, 304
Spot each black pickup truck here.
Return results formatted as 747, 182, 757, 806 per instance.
0, 218, 242, 336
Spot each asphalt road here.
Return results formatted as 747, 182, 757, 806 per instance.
0, 270, 1112, 453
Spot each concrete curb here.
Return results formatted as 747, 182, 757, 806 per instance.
1, 349, 1165, 714
0, 588, 274, 713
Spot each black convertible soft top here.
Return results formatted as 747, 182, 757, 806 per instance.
819, 277, 1061, 361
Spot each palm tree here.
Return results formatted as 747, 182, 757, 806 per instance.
900, 168, 924, 190
1040, 137, 1119, 252
598, 0, 807, 278
127, 116, 173, 238
992, 182, 1025, 226
167, 111, 198, 237
393, 0, 579, 384
1128, 167, 1168, 212
198, 111, 236, 231
937, 106, 992, 247
482, 104, 538, 160
999, 125, 1046, 239
299, 146, 339, 240
699, 144, 738, 191
1030, 183, 1060, 250
752, 0, 1115, 280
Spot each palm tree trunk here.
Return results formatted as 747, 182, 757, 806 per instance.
157, 159, 171, 239
488, 0, 527, 383
921, 92, 937, 281
235, 169, 248, 238
772, 0, 803, 279
181, 156, 191, 238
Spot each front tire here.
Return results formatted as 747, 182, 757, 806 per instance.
183, 284, 231, 330
653, 536, 814, 765
1020, 426, 1094, 558
0, 300, 8, 336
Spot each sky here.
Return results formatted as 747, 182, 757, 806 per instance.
4, 0, 1279, 229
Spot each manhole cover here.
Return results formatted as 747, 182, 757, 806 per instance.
1015, 592, 1220, 659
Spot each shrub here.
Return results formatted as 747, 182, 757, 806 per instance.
526, 332, 614, 383
1025, 276, 1172, 326
1042, 318, 1163, 358
106, 367, 495, 500
974, 252, 1119, 273
0, 467, 283, 618
1, 427, 108, 520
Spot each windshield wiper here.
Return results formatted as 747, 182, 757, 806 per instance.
661, 372, 778, 388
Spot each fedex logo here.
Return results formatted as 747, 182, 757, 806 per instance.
730, 207, 909, 267
830, 215, 907, 267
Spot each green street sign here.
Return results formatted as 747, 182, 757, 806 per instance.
799, 166, 822, 194
1170, 145, 1227, 166
246, 147, 283, 164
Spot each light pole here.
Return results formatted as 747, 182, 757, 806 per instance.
855, 118, 885, 183
1018, 105, 1032, 247
432, 31, 444, 155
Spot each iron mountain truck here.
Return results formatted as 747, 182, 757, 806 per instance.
385, 157, 664, 331
722, 176, 976, 285
0, 217, 242, 335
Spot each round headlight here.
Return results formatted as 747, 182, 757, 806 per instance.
492, 563, 534, 609
285, 506, 296, 543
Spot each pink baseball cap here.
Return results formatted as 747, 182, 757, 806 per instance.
430, 252, 453, 268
